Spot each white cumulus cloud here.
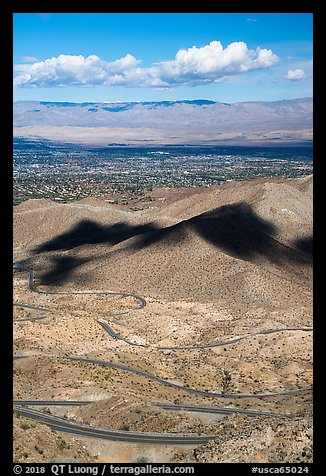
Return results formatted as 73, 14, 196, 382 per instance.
284, 69, 306, 81
14, 40, 279, 89
156, 41, 279, 86
14, 54, 141, 87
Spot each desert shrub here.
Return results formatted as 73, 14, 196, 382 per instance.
20, 422, 30, 430
35, 445, 44, 455
120, 423, 130, 431
135, 456, 149, 463
57, 437, 68, 451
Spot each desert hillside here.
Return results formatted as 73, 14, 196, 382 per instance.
13, 175, 313, 463
14, 175, 312, 307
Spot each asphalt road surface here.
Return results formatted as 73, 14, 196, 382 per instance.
13, 303, 50, 322
13, 400, 93, 406
13, 405, 215, 445
154, 403, 291, 418
97, 318, 312, 351
66, 355, 313, 400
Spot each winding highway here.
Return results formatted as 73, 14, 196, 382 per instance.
66, 355, 312, 400
13, 400, 292, 418
153, 403, 291, 419
13, 262, 313, 445
13, 405, 214, 445
14, 262, 312, 350
13, 303, 50, 322
13, 400, 93, 406
97, 318, 312, 351
21, 264, 147, 314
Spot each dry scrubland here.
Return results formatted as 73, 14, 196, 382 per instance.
13, 175, 313, 463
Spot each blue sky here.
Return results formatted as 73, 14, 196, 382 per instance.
13, 13, 313, 103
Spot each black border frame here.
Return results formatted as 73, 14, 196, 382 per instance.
2, 2, 319, 473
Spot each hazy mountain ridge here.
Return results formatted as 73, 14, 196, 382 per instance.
13, 98, 312, 145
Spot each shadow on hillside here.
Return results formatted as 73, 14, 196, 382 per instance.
130, 220, 188, 250
130, 202, 277, 259
294, 236, 313, 256
33, 219, 160, 253
38, 256, 89, 286
187, 203, 312, 266
188, 202, 278, 261
31, 202, 312, 285
132, 202, 312, 266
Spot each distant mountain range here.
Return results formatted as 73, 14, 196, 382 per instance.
13, 97, 313, 145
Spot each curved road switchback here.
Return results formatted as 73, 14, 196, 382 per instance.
154, 403, 291, 419
13, 262, 313, 445
13, 400, 292, 419
13, 400, 93, 406
13, 303, 50, 322
66, 355, 313, 400
13, 303, 50, 312
24, 267, 147, 314
97, 319, 312, 351
13, 405, 215, 445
